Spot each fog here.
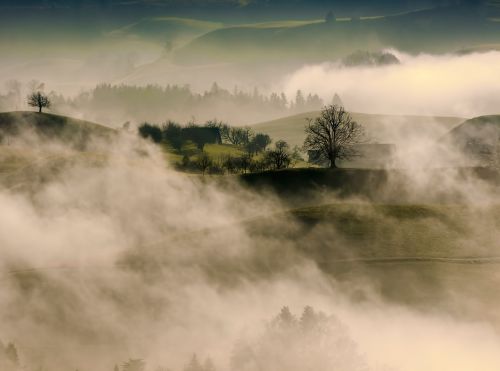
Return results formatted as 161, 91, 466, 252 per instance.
281, 50, 500, 118
0, 125, 499, 371
3, 40, 500, 123
1, 9, 500, 370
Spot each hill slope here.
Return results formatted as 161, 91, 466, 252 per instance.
174, 5, 500, 64
440, 115, 500, 166
0, 111, 114, 142
250, 111, 465, 148
110, 17, 223, 45
0, 111, 115, 189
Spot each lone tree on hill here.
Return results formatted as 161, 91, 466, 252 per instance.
27, 91, 51, 113
304, 105, 364, 169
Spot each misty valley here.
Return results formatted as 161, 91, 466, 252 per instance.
1, 1, 500, 371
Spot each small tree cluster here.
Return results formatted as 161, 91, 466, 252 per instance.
183, 354, 216, 371
231, 306, 367, 371
206, 121, 271, 154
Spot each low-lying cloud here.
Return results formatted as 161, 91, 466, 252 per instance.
282, 50, 500, 118
0, 127, 499, 371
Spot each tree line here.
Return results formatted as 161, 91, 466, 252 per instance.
12, 305, 360, 371
1, 80, 332, 125
138, 119, 301, 174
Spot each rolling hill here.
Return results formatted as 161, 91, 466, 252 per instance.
440, 115, 500, 166
0, 111, 115, 189
109, 17, 223, 46
250, 111, 465, 148
0, 111, 114, 143
174, 5, 500, 65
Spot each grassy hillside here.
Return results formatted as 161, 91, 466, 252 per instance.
440, 115, 500, 166
254, 202, 500, 259
174, 5, 500, 64
0, 111, 114, 189
0, 111, 114, 140
444, 115, 500, 142
250, 111, 465, 148
110, 17, 223, 45
239, 167, 499, 205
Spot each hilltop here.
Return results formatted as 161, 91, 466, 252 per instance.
439, 115, 500, 166
0, 111, 114, 144
0, 111, 115, 189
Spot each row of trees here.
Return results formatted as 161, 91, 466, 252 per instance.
138, 119, 300, 174
181, 140, 299, 175
138, 120, 272, 153
7, 82, 331, 124
109, 305, 362, 371
139, 104, 364, 173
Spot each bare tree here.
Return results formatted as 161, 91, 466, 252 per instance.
27, 91, 51, 113
304, 105, 364, 168
197, 152, 212, 175
227, 127, 252, 146
265, 140, 292, 170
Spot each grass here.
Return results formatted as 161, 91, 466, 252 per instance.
250, 111, 465, 148
239, 166, 500, 206
0, 111, 114, 189
286, 203, 477, 258
204, 143, 244, 159
0, 111, 114, 141
110, 17, 223, 43
173, 7, 500, 65
160, 142, 245, 166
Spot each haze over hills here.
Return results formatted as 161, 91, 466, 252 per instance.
174, 4, 500, 64
2, 1, 500, 370
251, 111, 465, 147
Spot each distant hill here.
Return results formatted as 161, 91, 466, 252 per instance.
0, 111, 114, 147
440, 115, 500, 166
109, 17, 223, 46
250, 111, 465, 169
174, 5, 500, 64
250, 111, 464, 148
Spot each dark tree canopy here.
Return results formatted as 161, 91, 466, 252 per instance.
247, 133, 271, 155
27, 91, 51, 113
138, 122, 163, 143
304, 105, 364, 168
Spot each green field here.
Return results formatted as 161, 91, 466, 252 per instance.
110, 17, 223, 44
174, 7, 500, 64
1, 111, 500, 326
237, 200, 500, 322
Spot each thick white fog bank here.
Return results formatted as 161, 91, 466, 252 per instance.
282, 51, 500, 118
0, 131, 500, 371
